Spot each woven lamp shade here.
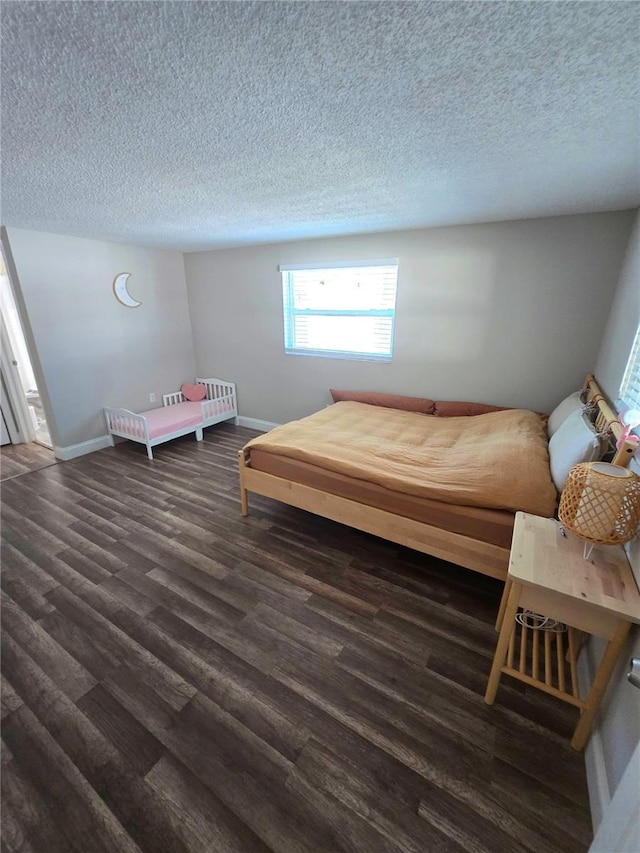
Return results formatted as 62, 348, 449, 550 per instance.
558, 462, 640, 547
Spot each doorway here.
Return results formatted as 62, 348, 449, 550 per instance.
0, 253, 52, 448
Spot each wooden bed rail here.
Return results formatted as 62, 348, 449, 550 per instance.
239, 447, 250, 516
238, 447, 510, 579
584, 373, 636, 467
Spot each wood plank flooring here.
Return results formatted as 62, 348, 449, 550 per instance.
0, 424, 593, 852
0, 442, 58, 481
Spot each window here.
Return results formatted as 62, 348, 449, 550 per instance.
280, 259, 398, 361
619, 323, 640, 410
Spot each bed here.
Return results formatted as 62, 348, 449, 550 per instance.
238, 375, 635, 581
105, 377, 237, 459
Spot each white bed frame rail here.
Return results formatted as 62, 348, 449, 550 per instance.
162, 391, 186, 407
162, 377, 238, 426
103, 406, 205, 459
104, 408, 149, 443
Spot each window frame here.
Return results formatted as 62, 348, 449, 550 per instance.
279, 259, 399, 362
619, 322, 640, 412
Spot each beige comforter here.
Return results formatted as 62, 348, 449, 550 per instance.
245, 401, 557, 516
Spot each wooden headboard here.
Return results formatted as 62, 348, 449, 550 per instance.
584, 374, 636, 467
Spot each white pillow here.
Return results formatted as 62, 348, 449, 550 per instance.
548, 408, 602, 492
547, 391, 584, 437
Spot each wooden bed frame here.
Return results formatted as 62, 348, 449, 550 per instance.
238, 375, 636, 581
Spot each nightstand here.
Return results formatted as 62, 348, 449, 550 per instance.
485, 511, 640, 750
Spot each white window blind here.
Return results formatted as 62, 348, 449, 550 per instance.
619, 323, 640, 410
280, 260, 399, 361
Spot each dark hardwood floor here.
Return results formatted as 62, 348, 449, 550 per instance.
0, 424, 593, 852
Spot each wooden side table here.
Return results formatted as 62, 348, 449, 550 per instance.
485, 512, 640, 750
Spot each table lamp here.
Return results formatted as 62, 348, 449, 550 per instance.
558, 461, 640, 559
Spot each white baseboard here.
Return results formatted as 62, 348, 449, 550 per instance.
54, 419, 278, 458
53, 434, 113, 460
236, 416, 280, 432
578, 647, 611, 831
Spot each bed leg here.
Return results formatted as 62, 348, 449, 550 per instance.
147, 445, 154, 460
238, 449, 249, 516
195, 427, 203, 442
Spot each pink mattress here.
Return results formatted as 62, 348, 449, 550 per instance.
142, 402, 202, 439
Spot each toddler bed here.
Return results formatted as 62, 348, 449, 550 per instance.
239, 375, 635, 580
105, 377, 237, 459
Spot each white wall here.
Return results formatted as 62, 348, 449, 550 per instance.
587, 210, 640, 825
2, 227, 196, 451
184, 211, 634, 424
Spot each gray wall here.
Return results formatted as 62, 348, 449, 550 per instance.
589, 210, 640, 815
184, 211, 634, 424
3, 227, 195, 450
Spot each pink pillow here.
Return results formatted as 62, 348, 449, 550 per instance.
434, 400, 510, 417
330, 389, 435, 415
181, 382, 206, 402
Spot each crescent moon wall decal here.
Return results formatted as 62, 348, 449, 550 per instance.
113, 272, 142, 308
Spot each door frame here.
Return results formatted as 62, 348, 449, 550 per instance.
0, 310, 35, 444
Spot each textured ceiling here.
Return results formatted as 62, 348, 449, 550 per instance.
1, 1, 639, 251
